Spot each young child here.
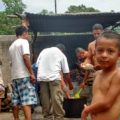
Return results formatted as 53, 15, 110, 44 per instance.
75, 47, 88, 66
71, 48, 88, 90
81, 31, 120, 120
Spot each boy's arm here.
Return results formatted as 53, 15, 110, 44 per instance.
23, 54, 35, 83
85, 43, 93, 64
21, 40, 35, 83
80, 44, 92, 87
63, 73, 73, 90
81, 44, 92, 88
61, 55, 73, 90
80, 71, 89, 88
61, 79, 70, 98
82, 74, 120, 115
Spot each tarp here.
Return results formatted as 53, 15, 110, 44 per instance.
33, 34, 93, 68
26, 12, 120, 32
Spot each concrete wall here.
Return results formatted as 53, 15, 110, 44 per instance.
0, 35, 16, 85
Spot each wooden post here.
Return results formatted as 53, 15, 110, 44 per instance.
21, 17, 29, 29
13, 13, 29, 28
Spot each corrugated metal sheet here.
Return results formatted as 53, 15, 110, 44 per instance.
26, 12, 120, 32
33, 34, 93, 68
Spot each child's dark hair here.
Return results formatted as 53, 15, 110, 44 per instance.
15, 26, 28, 37
97, 30, 120, 50
92, 23, 103, 30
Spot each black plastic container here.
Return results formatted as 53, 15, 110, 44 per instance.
63, 97, 87, 118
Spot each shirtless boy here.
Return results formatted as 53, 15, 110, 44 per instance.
81, 31, 120, 120
86, 23, 104, 66
82, 23, 103, 84
81, 24, 104, 104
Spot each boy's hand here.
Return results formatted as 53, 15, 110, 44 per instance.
69, 83, 74, 90
81, 104, 89, 120
80, 82, 85, 89
30, 74, 36, 84
94, 65, 101, 70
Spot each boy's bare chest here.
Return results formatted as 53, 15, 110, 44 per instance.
90, 44, 95, 56
94, 74, 114, 94
99, 79, 110, 94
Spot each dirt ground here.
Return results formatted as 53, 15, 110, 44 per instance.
0, 112, 82, 120
0, 112, 24, 120
0, 112, 23, 120
0, 106, 85, 120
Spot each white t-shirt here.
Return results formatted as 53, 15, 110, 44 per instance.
36, 47, 70, 81
9, 38, 30, 80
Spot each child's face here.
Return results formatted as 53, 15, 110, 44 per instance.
95, 37, 120, 69
23, 31, 29, 40
92, 29, 103, 40
76, 51, 85, 60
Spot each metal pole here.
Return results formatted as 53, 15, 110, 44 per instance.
55, 0, 57, 14
32, 32, 37, 63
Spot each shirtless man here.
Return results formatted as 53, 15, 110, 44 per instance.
80, 24, 104, 103
81, 31, 120, 120
82, 23, 104, 81
86, 23, 104, 66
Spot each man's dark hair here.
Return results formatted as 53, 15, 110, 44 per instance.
15, 26, 28, 37
92, 23, 103, 30
55, 43, 66, 52
96, 30, 120, 50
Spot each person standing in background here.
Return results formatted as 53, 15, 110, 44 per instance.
36, 44, 73, 120
81, 24, 104, 104
86, 23, 104, 67
9, 26, 37, 120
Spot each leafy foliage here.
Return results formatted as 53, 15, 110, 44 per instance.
39, 9, 54, 15
2, 0, 26, 14
0, 0, 25, 35
66, 4, 100, 13
0, 11, 21, 35
0, 2, 100, 35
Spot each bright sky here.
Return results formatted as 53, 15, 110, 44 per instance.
22, 0, 120, 13
0, 0, 120, 13
0, 1, 4, 11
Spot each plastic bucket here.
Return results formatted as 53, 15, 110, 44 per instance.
63, 97, 87, 118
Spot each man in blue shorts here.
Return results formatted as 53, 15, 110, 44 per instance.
9, 26, 37, 120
